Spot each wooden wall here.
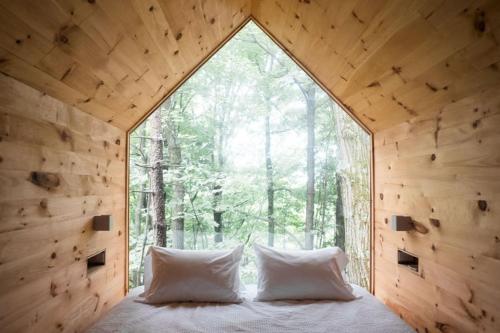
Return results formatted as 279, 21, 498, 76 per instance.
0, 73, 126, 333
374, 83, 500, 332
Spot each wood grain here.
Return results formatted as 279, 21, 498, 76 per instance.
0, 73, 126, 333
374, 83, 500, 332
1, 1, 500, 332
0, 0, 251, 130
252, 0, 500, 132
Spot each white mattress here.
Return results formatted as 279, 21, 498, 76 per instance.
86, 285, 413, 333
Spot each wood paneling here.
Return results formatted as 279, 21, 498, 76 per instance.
0, 0, 250, 130
373, 83, 500, 332
1, 1, 500, 332
252, 0, 500, 132
2, 0, 498, 133
0, 73, 127, 333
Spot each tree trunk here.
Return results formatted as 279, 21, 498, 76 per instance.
335, 173, 345, 250
304, 85, 316, 250
213, 107, 225, 243
149, 109, 167, 247
213, 184, 223, 242
134, 126, 148, 236
165, 105, 185, 249
138, 193, 151, 286
332, 101, 370, 288
265, 110, 275, 246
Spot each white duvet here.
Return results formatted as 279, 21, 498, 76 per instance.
86, 285, 413, 333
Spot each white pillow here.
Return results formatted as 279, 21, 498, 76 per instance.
253, 243, 356, 301
143, 245, 244, 303
141, 253, 152, 295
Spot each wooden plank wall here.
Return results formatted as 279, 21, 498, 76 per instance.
374, 83, 500, 332
0, 73, 126, 333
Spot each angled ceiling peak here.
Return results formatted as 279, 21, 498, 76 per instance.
1, 0, 499, 133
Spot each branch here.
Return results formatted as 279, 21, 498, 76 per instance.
273, 187, 292, 193
134, 161, 169, 169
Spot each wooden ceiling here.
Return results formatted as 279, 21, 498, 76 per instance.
0, 0, 499, 132
0, 0, 250, 130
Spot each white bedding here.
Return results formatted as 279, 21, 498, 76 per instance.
86, 285, 413, 333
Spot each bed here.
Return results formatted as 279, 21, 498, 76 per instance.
86, 284, 413, 333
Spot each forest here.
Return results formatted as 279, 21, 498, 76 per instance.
128, 22, 370, 288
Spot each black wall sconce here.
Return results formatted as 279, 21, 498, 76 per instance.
390, 215, 413, 231
93, 215, 113, 231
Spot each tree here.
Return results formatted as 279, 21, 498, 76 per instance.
264, 103, 275, 246
149, 109, 167, 247
164, 98, 185, 249
295, 82, 316, 250
335, 173, 345, 250
127, 21, 370, 289
332, 101, 370, 288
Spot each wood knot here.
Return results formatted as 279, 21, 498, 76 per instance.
50, 282, 58, 297
367, 81, 381, 88
474, 10, 486, 33
39, 199, 48, 209
57, 34, 69, 44
51, 252, 57, 259
392, 66, 402, 74
425, 82, 438, 92
413, 221, 429, 234
435, 322, 449, 332
59, 129, 72, 142
429, 218, 440, 228
30, 172, 60, 190
115, 138, 121, 145
478, 200, 488, 211
379, 193, 384, 200
175, 32, 183, 40
431, 153, 436, 161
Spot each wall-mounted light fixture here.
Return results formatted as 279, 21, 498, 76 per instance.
391, 215, 413, 231
93, 215, 113, 231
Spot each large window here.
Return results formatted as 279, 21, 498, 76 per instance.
128, 22, 370, 288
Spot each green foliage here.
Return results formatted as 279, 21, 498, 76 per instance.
128, 22, 370, 288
